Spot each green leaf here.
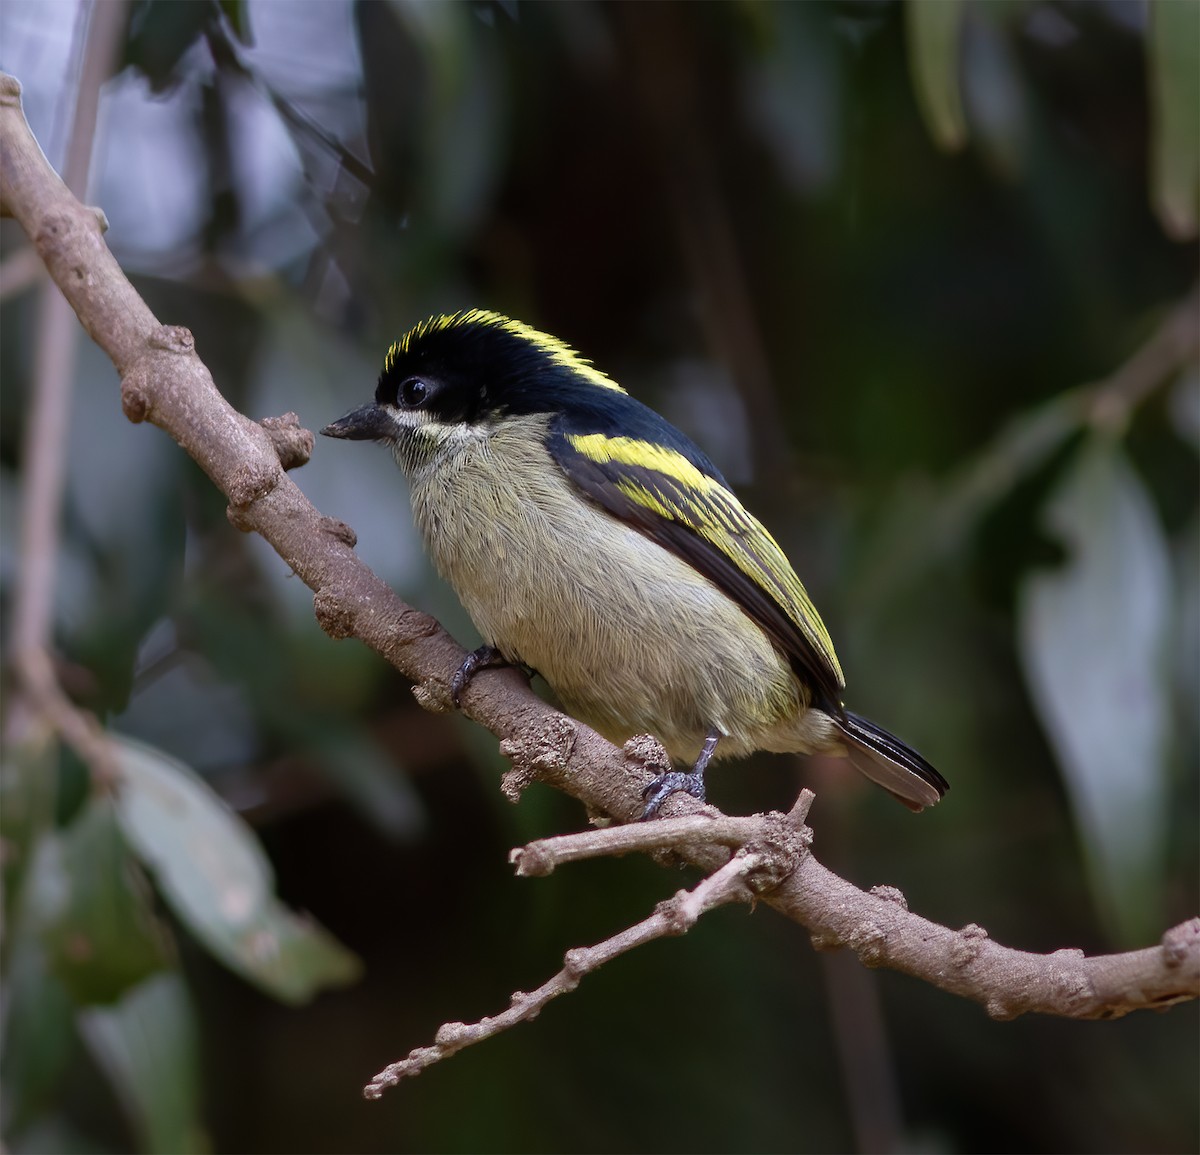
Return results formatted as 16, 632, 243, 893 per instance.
77, 972, 210, 1155
854, 390, 1087, 607
39, 798, 173, 1005
1175, 519, 1200, 754
907, 0, 968, 151
961, 5, 1028, 180
4, 1115, 114, 1154
110, 735, 362, 1004
1018, 439, 1172, 943
125, 0, 220, 92
0, 925, 77, 1133
1148, 0, 1200, 239
743, 1, 843, 194
390, 0, 508, 236
309, 730, 425, 842
1168, 364, 1200, 451
218, 0, 252, 45
0, 719, 60, 938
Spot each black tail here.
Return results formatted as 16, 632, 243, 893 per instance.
834, 711, 949, 812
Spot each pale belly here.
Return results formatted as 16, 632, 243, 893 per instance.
405, 426, 839, 762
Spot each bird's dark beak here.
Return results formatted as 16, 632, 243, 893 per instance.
321, 403, 392, 442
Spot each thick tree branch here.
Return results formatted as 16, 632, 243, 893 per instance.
2, 72, 1195, 1040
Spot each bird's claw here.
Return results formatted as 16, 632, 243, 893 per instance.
450, 645, 506, 708
640, 770, 706, 820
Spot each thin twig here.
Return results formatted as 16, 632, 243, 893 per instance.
1088, 285, 1199, 430
8, 0, 128, 782
511, 789, 815, 877
7, 649, 119, 783
363, 851, 766, 1099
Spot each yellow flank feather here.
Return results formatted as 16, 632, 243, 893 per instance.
385, 310, 627, 396
567, 432, 845, 687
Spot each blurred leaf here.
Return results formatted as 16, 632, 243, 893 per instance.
907, 0, 968, 151
933, 391, 1086, 547
1018, 438, 1172, 943
110, 735, 362, 1003
1174, 519, 1200, 758
1169, 364, 1200, 450
4, 1115, 114, 1154
218, 0, 252, 46
855, 390, 1087, 607
65, 340, 188, 713
962, 6, 1027, 180
309, 730, 425, 842
3, 770, 83, 1134
1148, 0, 1200, 239
744, 2, 843, 194
169, 567, 421, 836
391, 0, 509, 235
0, 922, 77, 1135
40, 798, 173, 1005
125, 0, 220, 92
0, 719, 59, 937
77, 972, 210, 1155
117, 646, 258, 775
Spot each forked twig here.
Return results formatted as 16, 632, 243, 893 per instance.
364, 849, 769, 1098
511, 789, 814, 877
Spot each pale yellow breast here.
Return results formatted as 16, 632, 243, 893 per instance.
402, 417, 836, 763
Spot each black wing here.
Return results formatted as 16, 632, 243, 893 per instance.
547, 415, 846, 711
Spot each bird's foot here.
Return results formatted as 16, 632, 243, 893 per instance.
640, 770, 707, 819
639, 728, 720, 820
450, 645, 509, 707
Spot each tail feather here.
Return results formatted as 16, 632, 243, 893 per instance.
834, 711, 949, 812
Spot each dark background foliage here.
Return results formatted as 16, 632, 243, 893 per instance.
1, 1, 1196, 1152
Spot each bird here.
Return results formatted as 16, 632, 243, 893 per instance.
322, 309, 948, 818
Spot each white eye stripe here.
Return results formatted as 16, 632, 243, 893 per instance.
389, 408, 481, 442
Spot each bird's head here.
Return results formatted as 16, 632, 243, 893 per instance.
321, 310, 627, 449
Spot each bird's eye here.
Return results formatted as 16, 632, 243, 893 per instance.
399, 377, 429, 407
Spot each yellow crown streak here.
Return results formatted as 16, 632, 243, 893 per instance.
386, 310, 627, 395
567, 432, 844, 685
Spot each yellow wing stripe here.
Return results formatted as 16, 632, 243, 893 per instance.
567, 432, 845, 686
386, 311, 626, 396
